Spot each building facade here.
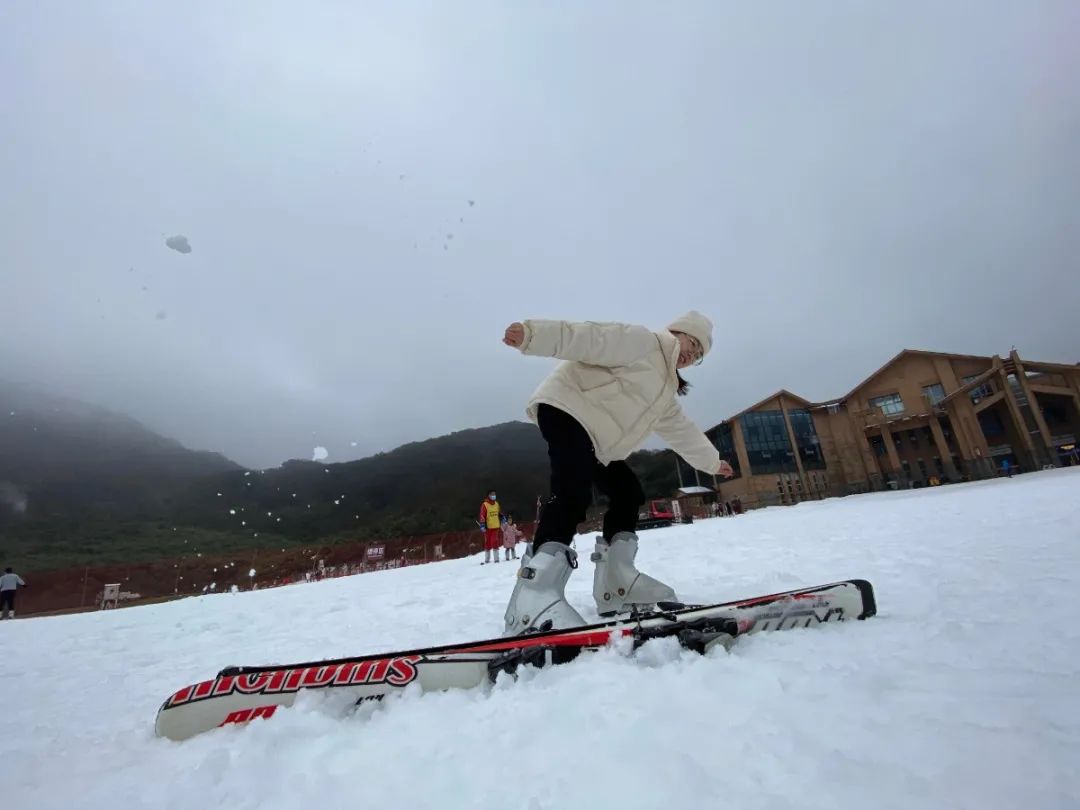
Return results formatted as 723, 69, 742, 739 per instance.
682, 348, 1080, 510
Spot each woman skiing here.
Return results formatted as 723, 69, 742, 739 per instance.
500, 311, 734, 635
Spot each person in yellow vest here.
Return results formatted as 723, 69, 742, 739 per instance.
479, 490, 502, 564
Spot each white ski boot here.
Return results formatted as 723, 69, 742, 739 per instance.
503, 542, 587, 636
592, 532, 676, 617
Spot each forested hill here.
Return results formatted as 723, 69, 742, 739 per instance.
0, 384, 681, 571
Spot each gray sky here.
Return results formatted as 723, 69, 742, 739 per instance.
2, 1, 1078, 469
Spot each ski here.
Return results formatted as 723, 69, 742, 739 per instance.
154, 578, 875, 742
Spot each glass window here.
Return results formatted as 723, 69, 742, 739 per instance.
788, 409, 827, 471
705, 422, 740, 479
978, 409, 1006, 436
962, 374, 994, 402
870, 435, 887, 457
922, 384, 946, 406
676, 457, 700, 487
869, 393, 905, 415
740, 411, 795, 475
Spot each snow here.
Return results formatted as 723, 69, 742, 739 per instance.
4, 469, 1080, 810
164, 234, 192, 254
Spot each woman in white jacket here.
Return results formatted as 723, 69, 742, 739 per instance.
501, 311, 734, 635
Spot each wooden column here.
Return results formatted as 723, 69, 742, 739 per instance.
880, 423, 904, 485
1070, 373, 1080, 430
844, 403, 882, 488
1000, 367, 1039, 466
928, 415, 959, 480
732, 418, 752, 479
932, 356, 962, 393
1010, 350, 1055, 466
778, 398, 810, 496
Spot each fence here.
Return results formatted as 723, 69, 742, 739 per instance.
258, 522, 539, 588
17, 521, 539, 616
873, 447, 1078, 491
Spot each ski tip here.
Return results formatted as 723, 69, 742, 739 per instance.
850, 579, 877, 620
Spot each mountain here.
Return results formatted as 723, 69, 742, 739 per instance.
169, 421, 551, 542
0, 382, 240, 484
0, 382, 243, 569
0, 384, 681, 572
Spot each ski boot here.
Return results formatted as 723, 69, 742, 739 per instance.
502, 542, 587, 636
592, 531, 676, 617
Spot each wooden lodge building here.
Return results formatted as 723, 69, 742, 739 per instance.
676, 348, 1080, 510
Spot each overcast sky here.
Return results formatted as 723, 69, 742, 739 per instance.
2, 1, 1078, 469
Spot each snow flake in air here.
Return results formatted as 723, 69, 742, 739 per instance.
313, 446, 329, 462
165, 234, 192, 254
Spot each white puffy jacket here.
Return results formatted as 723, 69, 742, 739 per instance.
519, 319, 723, 473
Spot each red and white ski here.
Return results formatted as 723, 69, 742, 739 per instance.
154, 578, 876, 741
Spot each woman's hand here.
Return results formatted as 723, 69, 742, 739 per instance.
503, 322, 525, 348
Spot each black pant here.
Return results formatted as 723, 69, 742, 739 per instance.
533, 404, 645, 549
0, 591, 14, 612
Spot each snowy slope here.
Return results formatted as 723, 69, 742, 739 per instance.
3, 470, 1079, 810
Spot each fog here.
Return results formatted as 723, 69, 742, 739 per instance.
2, 1, 1077, 468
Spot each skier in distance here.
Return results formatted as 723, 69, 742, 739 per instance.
500, 312, 734, 635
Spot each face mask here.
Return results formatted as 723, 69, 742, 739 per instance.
489, 494, 496, 501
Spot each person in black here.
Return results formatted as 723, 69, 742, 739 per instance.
498, 313, 733, 635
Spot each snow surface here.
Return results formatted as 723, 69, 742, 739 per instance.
4, 469, 1080, 810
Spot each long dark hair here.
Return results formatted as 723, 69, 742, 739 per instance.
677, 371, 690, 396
